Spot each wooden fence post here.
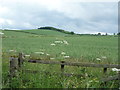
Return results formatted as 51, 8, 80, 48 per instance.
18, 53, 24, 67
103, 68, 107, 74
9, 56, 18, 77
61, 61, 65, 73
103, 68, 107, 85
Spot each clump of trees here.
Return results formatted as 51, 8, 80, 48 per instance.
38, 26, 75, 35
117, 32, 120, 35
97, 33, 101, 35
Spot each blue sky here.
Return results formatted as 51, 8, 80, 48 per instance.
0, 0, 118, 34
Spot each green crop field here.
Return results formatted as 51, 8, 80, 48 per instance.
1, 29, 119, 88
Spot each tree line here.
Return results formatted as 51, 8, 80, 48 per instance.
38, 26, 119, 36
38, 26, 75, 35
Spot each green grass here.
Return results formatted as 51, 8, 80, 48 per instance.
2, 29, 119, 88
20, 29, 68, 36
2, 30, 118, 64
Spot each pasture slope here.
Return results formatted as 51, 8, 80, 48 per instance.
2, 29, 119, 88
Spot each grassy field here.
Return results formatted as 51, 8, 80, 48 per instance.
2, 29, 119, 88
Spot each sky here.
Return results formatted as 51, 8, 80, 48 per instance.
0, 0, 118, 34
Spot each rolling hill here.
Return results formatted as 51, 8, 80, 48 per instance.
2, 28, 73, 36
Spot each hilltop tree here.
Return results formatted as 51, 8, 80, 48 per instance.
98, 33, 101, 35
117, 32, 120, 35
38, 26, 75, 35
70, 31, 74, 35
105, 33, 107, 35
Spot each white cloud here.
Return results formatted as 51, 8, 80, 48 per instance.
0, 0, 118, 34
6, 19, 14, 25
64, 0, 119, 2
0, 18, 14, 25
0, 18, 4, 24
23, 22, 35, 28
0, 6, 9, 15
